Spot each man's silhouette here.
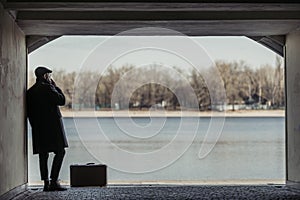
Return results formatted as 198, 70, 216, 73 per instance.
27, 66, 68, 191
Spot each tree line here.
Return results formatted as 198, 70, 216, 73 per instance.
28, 57, 284, 111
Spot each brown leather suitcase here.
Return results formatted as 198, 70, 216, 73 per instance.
70, 163, 107, 187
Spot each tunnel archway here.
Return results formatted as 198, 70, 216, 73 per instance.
1, 1, 300, 198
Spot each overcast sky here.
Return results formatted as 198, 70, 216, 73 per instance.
28, 36, 281, 74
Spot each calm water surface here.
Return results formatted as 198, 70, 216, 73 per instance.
28, 117, 285, 184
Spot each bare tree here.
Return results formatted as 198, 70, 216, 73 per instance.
37, 57, 284, 111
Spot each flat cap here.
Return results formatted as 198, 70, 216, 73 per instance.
34, 66, 52, 77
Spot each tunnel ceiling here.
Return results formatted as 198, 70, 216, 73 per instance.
2, 0, 300, 36
2, 1, 300, 55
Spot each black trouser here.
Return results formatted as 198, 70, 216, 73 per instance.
39, 149, 65, 181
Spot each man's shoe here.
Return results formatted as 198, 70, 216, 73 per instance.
43, 180, 50, 192
49, 180, 67, 191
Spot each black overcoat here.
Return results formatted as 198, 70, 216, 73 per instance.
27, 79, 68, 154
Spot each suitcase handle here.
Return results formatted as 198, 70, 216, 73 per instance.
86, 162, 95, 165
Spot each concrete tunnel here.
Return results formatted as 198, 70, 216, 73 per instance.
1, 1, 300, 199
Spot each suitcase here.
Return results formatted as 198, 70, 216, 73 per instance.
70, 163, 107, 187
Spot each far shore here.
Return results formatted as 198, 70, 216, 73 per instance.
61, 110, 285, 117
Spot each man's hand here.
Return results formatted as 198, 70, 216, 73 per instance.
50, 78, 57, 87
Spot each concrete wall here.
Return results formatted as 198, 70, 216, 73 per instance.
0, 4, 27, 197
286, 30, 300, 185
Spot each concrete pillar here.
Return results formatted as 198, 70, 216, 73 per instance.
286, 30, 300, 188
0, 3, 27, 198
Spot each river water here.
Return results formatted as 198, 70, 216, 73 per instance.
28, 117, 285, 184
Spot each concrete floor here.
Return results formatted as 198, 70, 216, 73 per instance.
11, 185, 300, 200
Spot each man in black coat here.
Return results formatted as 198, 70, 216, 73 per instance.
27, 66, 68, 191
